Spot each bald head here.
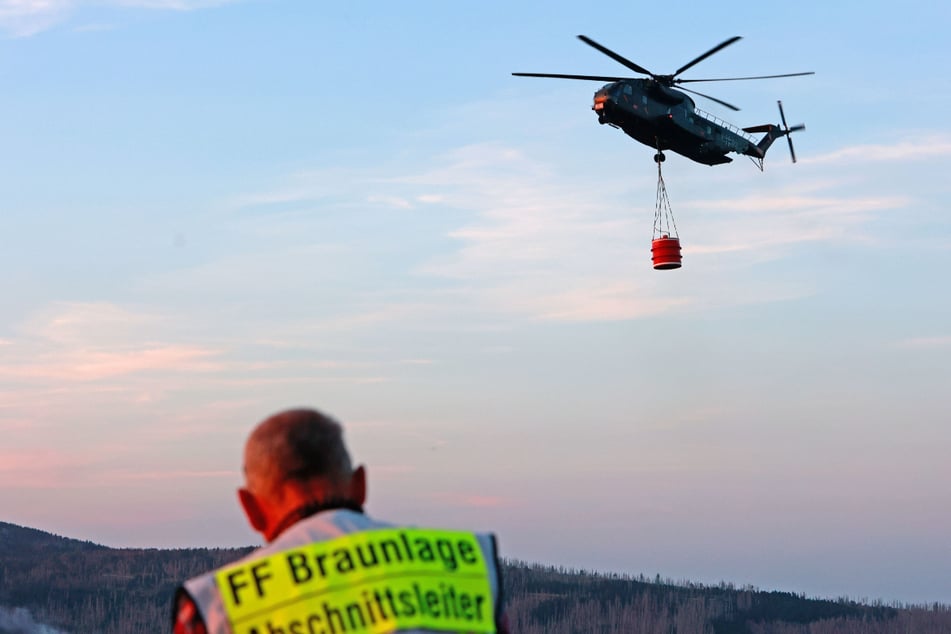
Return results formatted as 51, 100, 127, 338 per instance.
244, 408, 354, 498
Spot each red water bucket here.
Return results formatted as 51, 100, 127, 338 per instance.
651, 236, 682, 270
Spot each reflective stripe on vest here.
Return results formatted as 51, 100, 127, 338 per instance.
216, 528, 495, 634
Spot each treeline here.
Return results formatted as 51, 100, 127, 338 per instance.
503, 560, 951, 633
1, 522, 949, 633
0, 522, 253, 633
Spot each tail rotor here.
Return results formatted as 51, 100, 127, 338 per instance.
777, 100, 805, 163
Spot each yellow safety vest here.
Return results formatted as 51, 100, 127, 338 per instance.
180, 510, 503, 634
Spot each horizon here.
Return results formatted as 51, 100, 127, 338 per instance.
3, 518, 948, 610
1, 0, 949, 607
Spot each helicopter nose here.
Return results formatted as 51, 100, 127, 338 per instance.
593, 93, 609, 112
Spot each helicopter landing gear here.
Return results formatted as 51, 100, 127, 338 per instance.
653, 152, 666, 163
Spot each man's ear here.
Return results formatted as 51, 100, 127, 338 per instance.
238, 487, 268, 536
349, 465, 367, 506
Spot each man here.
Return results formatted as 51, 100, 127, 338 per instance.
173, 408, 509, 633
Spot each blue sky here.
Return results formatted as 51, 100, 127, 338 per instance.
1, 0, 950, 606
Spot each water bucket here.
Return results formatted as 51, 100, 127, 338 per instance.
651, 236, 682, 270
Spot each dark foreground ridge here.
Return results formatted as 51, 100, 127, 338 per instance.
1, 521, 949, 634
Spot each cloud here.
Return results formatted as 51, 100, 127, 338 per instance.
682, 192, 909, 256
672, 135, 951, 260
0, 0, 240, 37
2, 345, 221, 381
224, 138, 913, 325
72, 21, 114, 31
429, 492, 515, 509
2, 302, 223, 382
227, 166, 386, 212
113, 0, 236, 8
0, 301, 420, 437
366, 195, 413, 209
388, 143, 681, 321
0, 448, 234, 489
0, 449, 70, 473
0, 417, 35, 431
691, 194, 906, 215
896, 336, 951, 349
804, 135, 951, 166
393, 142, 866, 321
484, 281, 691, 322
103, 468, 235, 481
18, 301, 168, 345
461, 495, 512, 508
202, 128, 951, 330
0, 448, 98, 488
0, 0, 72, 37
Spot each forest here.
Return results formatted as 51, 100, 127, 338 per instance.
1, 521, 949, 633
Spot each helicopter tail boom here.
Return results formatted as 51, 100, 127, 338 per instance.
744, 101, 805, 164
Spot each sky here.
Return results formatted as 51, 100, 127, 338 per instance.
1, 0, 950, 607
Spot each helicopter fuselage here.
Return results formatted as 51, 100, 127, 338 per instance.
593, 79, 762, 166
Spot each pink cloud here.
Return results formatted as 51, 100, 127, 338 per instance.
429, 492, 515, 508
0, 302, 225, 383
896, 336, 951, 349
529, 285, 690, 322
0, 449, 96, 489
463, 495, 512, 508
101, 469, 236, 481
1, 345, 221, 382
0, 449, 235, 489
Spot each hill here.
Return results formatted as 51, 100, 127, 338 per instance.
1, 521, 948, 633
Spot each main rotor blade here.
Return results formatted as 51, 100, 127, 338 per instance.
512, 72, 629, 82
674, 36, 741, 77
577, 35, 654, 77
677, 71, 815, 84
679, 86, 740, 111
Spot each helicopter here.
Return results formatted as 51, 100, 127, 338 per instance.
513, 36, 813, 169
